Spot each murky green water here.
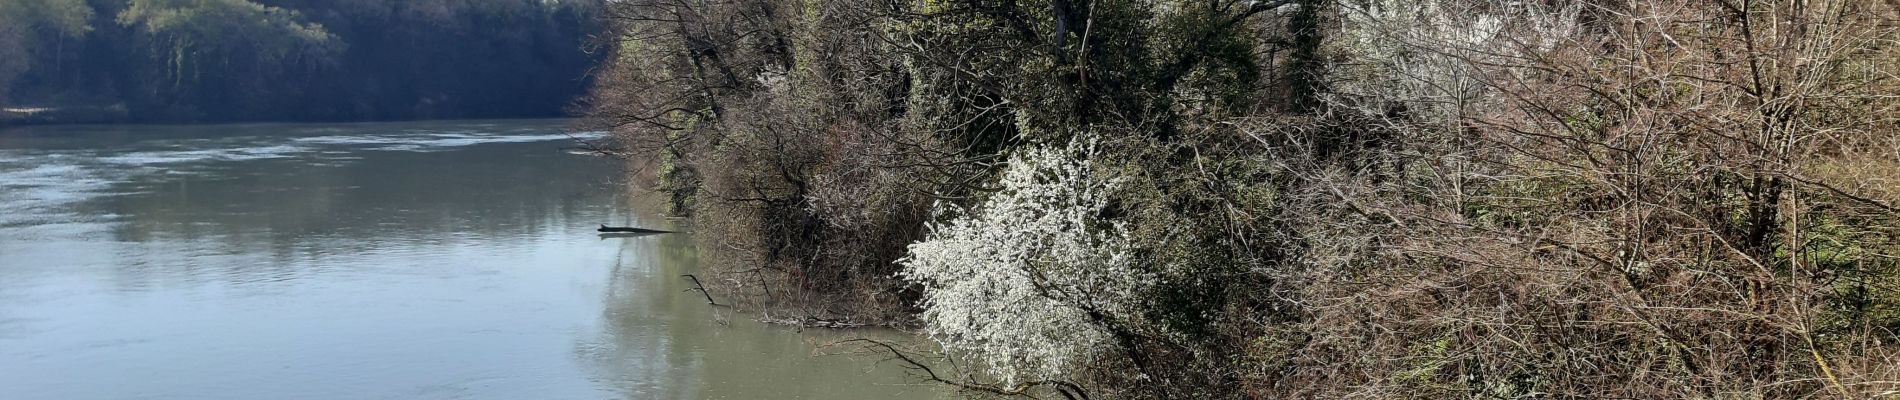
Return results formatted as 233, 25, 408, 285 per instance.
0, 120, 944, 399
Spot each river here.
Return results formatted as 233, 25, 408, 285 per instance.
0, 120, 945, 399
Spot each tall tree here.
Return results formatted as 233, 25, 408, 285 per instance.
0, 0, 93, 106
116, 0, 342, 118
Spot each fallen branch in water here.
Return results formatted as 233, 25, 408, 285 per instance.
680, 274, 718, 306
598, 224, 673, 233
825, 338, 1093, 400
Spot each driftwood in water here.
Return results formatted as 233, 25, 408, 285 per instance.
681, 274, 718, 306
597, 224, 672, 234
597, 232, 663, 239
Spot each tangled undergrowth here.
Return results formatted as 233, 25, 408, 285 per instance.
586, 0, 1900, 397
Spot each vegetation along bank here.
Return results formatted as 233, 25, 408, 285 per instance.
585, 0, 1900, 397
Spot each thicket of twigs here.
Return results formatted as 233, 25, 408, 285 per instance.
585, 0, 1900, 397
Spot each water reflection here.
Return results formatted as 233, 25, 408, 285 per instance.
0, 120, 943, 399
582, 231, 949, 399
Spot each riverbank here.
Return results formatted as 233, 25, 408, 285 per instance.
585, 0, 1900, 397
0, 109, 593, 132
0, 105, 130, 126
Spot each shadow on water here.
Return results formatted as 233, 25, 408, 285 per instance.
582, 216, 950, 399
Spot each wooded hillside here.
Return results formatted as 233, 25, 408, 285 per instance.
0, 0, 604, 122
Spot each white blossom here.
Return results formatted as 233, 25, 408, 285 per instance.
899, 138, 1150, 384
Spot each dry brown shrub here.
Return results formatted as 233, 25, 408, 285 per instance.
1245, 0, 1900, 397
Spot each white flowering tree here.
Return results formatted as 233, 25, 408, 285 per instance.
900, 138, 1151, 384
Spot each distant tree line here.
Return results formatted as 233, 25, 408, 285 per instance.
0, 0, 605, 122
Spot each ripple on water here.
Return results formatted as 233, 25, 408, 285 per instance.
96, 144, 314, 166
0, 129, 600, 232
0, 156, 122, 231
293, 131, 604, 152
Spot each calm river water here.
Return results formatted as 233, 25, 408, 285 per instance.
0, 120, 943, 399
